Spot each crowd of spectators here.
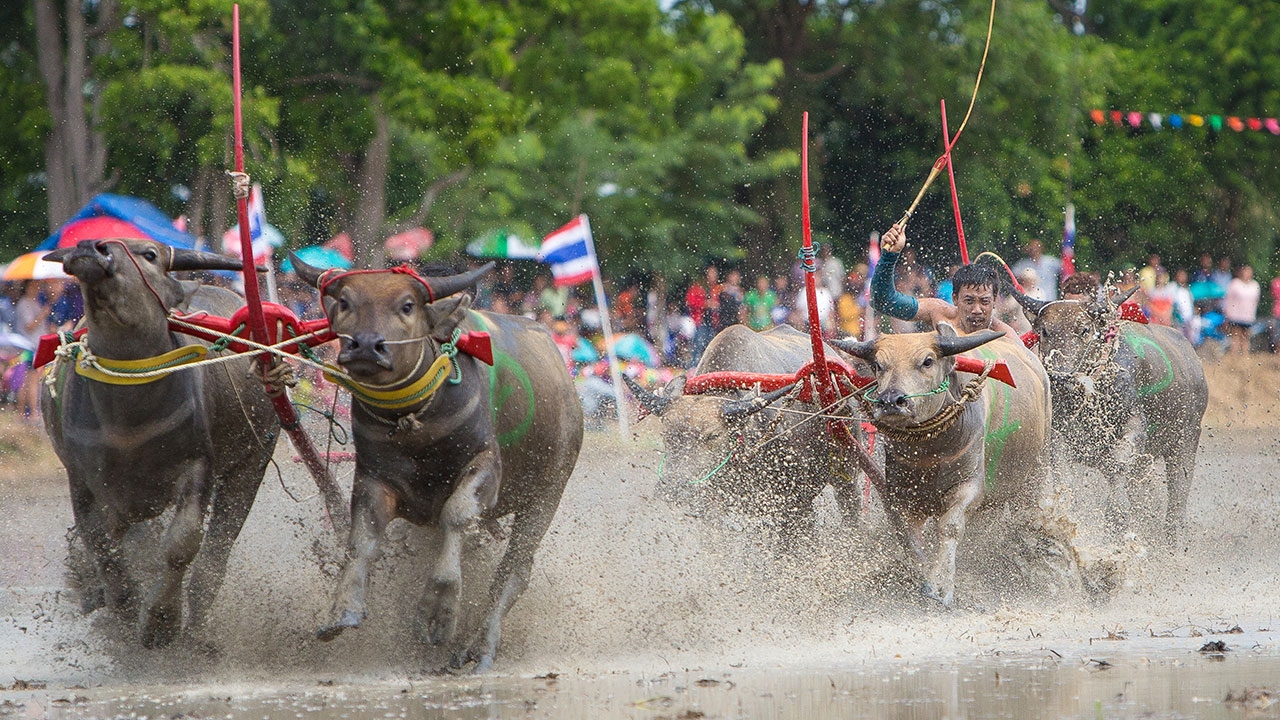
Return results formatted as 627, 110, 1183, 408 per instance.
5, 237, 1277, 428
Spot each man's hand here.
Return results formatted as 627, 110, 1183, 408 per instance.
881, 223, 907, 254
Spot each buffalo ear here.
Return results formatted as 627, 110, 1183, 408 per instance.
425, 292, 472, 343
663, 375, 688, 399
624, 374, 672, 416
289, 251, 326, 289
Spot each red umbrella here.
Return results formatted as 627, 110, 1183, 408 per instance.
55, 216, 151, 247
385, 228, 434, 261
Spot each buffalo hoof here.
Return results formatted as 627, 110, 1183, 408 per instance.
920, 582, 954, 609
140, 605, 182, 649
414, 604, 458, 646
449, 646, 495, 674
316, 609, 362, 642
79, 586, 106, 614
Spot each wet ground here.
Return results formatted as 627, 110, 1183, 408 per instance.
2, 356, 1278, 718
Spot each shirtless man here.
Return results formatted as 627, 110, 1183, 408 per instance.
870, 224, 1021, 340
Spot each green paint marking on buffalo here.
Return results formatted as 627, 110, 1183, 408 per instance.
975, 346, 1021, 489
470, 312, 536, 448
1121, 330, 1174, 398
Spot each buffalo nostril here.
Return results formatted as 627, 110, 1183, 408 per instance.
374, 341, 387, 354
895, 396, 909, 408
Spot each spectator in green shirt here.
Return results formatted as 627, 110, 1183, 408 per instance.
743, 275, 777, 331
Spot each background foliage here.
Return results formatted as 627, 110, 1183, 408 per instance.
4, 0, 1278, 285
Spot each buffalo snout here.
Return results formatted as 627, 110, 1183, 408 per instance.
874, 387, 911, 415
339, 331, 393, 372
62, 240, 116, 282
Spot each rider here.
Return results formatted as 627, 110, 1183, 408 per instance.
870, 224, 1021, 341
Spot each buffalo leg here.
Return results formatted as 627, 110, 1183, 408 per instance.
318, 478, 398, 642
68, 476, 135, 616
417, 450, 500, 647
453, 500, 555, 672
140, 463, 211, 648
1163, 446, 1197, 547
923, 479, 981, 608
185, 465, 265, 634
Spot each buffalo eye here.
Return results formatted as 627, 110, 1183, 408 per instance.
922, 356, 935, 369
337, 298, 350, 312
141, 249, 158, 262
401, 300, 414, 315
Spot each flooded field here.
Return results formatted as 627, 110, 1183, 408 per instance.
1, 354, 1278, 718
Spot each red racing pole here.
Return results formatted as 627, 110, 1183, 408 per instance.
232, 5, 348, 534
799, 113, 835, 409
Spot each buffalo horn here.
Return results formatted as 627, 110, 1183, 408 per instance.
623, 374, 671, 416
721, 383, 796, 421
1109, 284, 1139, 310
170, 248, 250, 273
830, 337, 877, 361
288, 251, 327, 288
422, 262, 495, 301
1004, 278, 1049, 317
43, 248, 70, 263
935, 329, 1004, 357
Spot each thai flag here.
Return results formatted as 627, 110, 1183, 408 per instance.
539, 214, 598, 287
1062, 203, 1076, 277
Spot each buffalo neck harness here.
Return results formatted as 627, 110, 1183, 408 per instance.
329, 324, 495, 435
866, 361, 995, 443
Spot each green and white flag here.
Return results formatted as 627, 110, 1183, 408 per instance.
466, 228, 539, 259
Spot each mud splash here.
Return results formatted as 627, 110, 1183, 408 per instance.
1, 356, 1278, 717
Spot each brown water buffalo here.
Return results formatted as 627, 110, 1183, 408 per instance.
40, 239, 279, 647
832, 324, 1053, 607
626, 324, 866, 538
291, 255, 583, 673
1009, 287, 1208, 545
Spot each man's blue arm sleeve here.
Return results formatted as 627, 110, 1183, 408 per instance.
869, 250, 919, 320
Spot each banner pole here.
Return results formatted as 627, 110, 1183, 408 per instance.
581, 215, 629, 438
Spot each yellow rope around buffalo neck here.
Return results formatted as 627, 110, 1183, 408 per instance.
69, 342, 209, 385
322, 353, 452, 411
321, 328, 462, 411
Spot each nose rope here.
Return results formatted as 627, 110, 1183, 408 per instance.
859, 376, 951, 404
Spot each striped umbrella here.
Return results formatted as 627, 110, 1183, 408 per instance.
2, 251, 70, 281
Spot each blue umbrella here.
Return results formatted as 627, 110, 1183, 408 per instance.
1190, 281, 1225, 301
612, 332, 659, 366
571, 337, 599, 364
281, 246, 353, 274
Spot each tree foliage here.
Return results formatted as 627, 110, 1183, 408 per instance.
4, 0, 1278, 282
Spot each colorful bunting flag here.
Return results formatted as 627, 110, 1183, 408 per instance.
1088, 109, 1280, 137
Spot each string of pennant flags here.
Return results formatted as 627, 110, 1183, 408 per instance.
1089, 108, 1280, 135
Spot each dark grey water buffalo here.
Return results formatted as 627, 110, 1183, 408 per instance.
832, 324, 1053, 606
1009, 287, 1208, 545
40, 239, 279, 647
291, 255, 582, 673
626, 324, 867, 537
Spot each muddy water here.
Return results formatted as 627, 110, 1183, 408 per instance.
2, 408, 1278, 718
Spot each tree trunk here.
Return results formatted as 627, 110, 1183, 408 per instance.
352, 109, 389, 270
33, 0, 109, 231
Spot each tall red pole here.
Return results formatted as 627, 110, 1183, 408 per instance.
800, 113, 837, 410
941, 99, 969, 265
231, 5, 348, 534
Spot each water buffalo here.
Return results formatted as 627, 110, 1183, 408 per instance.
832, 324, 1053, 607
41, 239, 279, 647
1010, 288, 1208, 545
626, 324, 866, 538
291, 255, 583, 673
